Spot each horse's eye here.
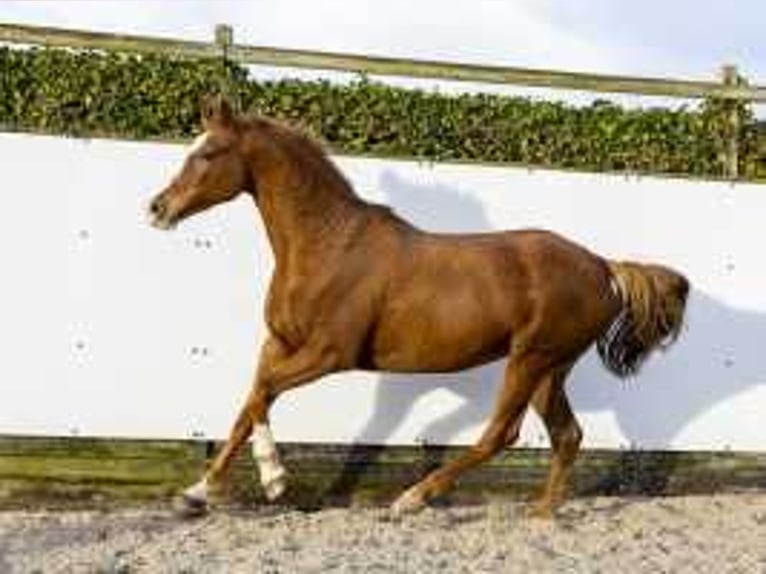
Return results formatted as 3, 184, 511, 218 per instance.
199, 146, 226, 161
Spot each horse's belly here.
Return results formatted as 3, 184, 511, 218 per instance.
369, 303, 511, 373
373, 343, 508, 373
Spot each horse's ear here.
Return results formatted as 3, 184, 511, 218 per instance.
201, 95, 235, 130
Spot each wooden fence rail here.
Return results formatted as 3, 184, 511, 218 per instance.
1, 22, 765, 103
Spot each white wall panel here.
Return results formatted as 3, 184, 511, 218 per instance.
1, 133, 764, 450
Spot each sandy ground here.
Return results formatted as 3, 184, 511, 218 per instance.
0, 494, 764, 573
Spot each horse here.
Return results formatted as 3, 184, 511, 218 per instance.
148, 96, 689, 518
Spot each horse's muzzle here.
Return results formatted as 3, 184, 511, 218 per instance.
147, 195, 175, 230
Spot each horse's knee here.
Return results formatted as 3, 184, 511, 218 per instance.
249, 387, 273, 424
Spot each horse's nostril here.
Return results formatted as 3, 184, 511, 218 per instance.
149, 198, 162, 215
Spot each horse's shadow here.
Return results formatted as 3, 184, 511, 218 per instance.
570, 290, 766, 449
327, 169, 766, 499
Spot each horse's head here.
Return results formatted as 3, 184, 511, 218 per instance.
148, 97, 250, 230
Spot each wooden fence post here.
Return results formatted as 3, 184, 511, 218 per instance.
721, 64, 740, 180
214, 23, 233, 61
214, 24, 237, 107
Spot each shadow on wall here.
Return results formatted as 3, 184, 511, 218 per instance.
570, 290, 766, 449
347, 169, 766, 451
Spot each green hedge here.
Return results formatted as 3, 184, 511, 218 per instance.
0, 46, 761, 179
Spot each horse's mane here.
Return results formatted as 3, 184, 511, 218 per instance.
237, 114, 406, 230
241, 115, 361, 202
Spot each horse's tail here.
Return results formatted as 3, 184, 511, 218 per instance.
597, 260, 689, 379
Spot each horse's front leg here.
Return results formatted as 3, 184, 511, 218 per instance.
178, 335, 339, 515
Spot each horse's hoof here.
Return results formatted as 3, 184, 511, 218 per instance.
390, 488, 426, 517
263, 476, 287, 502
174, 494, 209, 519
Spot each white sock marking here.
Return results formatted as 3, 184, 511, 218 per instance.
252, 424, 287, 498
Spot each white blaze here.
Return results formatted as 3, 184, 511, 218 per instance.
171, 131, 211, 183
187, 131, 210, 156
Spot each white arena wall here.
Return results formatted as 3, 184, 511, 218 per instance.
1, 132, 764, 452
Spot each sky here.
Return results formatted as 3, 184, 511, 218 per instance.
1, 0, 763, 110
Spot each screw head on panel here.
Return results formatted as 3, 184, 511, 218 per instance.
193, 238, 213, 249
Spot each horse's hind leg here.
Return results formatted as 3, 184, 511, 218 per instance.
391, 351, 552, 516
527, 366, 582, 518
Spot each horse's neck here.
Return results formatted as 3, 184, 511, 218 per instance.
243, 123, 370, 268
255, 176, 370, 269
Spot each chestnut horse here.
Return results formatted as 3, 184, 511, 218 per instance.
148, 97, 689, 518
